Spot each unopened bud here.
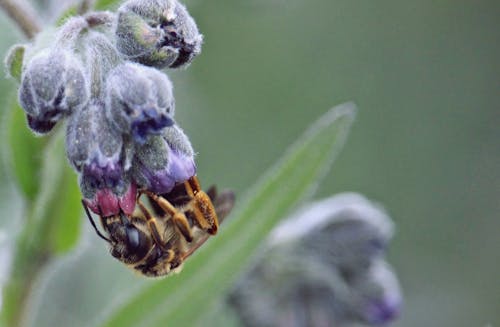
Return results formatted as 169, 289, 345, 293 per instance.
116, 0, 203, 69
348, 260, 402, 325
66, 101, 126, 191
270, 193, 394, 274
131, 125, 195, 194
19, 49, 89, 134
105, 62, 175, 143
228, 193, 401, 327
82, 30, 123, 98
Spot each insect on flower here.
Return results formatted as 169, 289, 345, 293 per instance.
83, 175, 234, 277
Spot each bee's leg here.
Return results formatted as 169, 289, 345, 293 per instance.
141, 192, 194, 243
184, 176, 219, 235
136, 199, 173, 250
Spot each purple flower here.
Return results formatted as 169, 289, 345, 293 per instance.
66, 101, 125, 177
229, 194, 402, 327
365, 296, 401, 325
131, 125, 195, 194
105, 62, 175, 143
26, 114, 57, 134
116, 0, 203, 69
18, 49, 89, 134
66, 101, 134, 216
355, 261, 402, 326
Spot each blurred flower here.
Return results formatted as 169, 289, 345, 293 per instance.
228, 193, 402, 327
18, 49, 89, 134
352, 260, 402, 325
105, 62, 175, 143
131, 125, 195, 194
116, 0, 203, 69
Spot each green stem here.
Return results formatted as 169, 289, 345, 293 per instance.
78, 0, 96, 15
0, 0, 41, 38
1, 205, 52, 327
1, 130, 73, 327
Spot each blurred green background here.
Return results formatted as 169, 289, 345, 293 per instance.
0, 0, 499, 326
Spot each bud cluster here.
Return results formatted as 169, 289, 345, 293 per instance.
228, 193, 402, 327
10, 0, 203, 216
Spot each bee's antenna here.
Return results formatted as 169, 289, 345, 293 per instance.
81, 200, 112, 243
118, 208, 130, 225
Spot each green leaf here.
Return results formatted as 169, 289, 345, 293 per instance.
99, 102, 356, 327
31, 130, 82, 254
6, 126, 82, 259
4, 44, 25, 82
49, 164, 82, 253
5, 102, 47, 202
94, 0, 121, 10
56, 5, 78, 26
1, 129, 81, 326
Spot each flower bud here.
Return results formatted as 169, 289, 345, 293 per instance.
66, 101, 127, 192
105, 62, 175, 143
116, 0, 203, 69
228, 193, 401, 327
26, 114, 57, 134
353, 261, 402, 326
269, 193, 394, 274
19, 49, 89, 134
131, 125, 195, 194
83, 31, 123, 99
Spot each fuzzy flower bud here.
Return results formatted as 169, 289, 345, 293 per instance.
131, 124, 195, 194
228, 193, 402, 327
66, 101, 126, 191
116, 0, 203, 69
105, 62, 175, 143
18, 49, 89, 134
67, 101, 138, 216
351, 260, 402, 326
83, 30, 123, 99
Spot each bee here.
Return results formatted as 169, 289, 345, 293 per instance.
83, 175, 235, 277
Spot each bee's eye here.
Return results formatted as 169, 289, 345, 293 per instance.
126, 225, 140, 249
124, 224, 151, 260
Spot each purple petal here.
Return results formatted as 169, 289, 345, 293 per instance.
119, 182, 137, 216
365, 296, 401, 325
166, 145, 196, 183
84, 188, 120, 217
131, 111, 174, 144
83, 158, 123, 189
135, 158, 176, 194
132, 139, 196, 194
27, 114, 57, 134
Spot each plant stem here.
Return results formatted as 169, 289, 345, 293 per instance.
0, 0, 41, 38
1, 205, 51, 327
78, 0, 96, 15
1, 130, 69, 327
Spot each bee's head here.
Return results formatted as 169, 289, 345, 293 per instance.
107, 212, 153, 265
